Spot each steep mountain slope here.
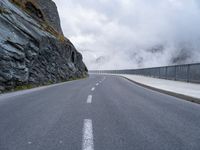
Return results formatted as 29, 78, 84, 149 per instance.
0, 0, 88, 92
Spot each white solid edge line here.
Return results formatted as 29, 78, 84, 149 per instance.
82, 119, 94, 150
87, 95, 92, 103
91, 87, 95, 91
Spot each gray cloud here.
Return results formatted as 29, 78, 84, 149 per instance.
53, 0, 200, 70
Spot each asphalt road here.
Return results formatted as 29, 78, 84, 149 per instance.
0, 74, 200, 150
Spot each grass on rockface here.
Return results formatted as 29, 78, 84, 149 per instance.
41, 21, 65, 42
14, 84, 36, 91
10, 0, 22, 7
0, 7, 10, 14
9, 0, 65, 42
12, 75, 88, 92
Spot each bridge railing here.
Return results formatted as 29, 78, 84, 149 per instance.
89, 63, 200, 83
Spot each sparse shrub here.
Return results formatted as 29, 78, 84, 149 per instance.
58, 34, 65, 42
14, 84, 36, 91
41, 21, 65, 42
10, 0, 23, 8
0, 7, 10, 14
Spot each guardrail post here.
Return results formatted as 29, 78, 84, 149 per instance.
175, 66, 177, 81
159, 67, 161, 78
187, 64, 190, 82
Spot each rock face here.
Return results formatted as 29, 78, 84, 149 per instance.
0, 0, 88, 92
10, 0, 63, 35
35, 0, 63, 35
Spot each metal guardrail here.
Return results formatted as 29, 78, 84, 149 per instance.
90, 63, 200, 83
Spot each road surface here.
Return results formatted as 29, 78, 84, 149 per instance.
0, 74, 200, 150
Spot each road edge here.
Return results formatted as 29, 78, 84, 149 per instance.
0, 77, 88, 99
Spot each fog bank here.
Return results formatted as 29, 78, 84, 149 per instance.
54, 0, 200, 70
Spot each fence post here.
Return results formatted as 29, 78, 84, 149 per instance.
187, 64, 190, 82
175, 66, 177, 81
159, 67, 161, 78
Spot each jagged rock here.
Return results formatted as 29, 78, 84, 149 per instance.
0, 0, 87, 92
34, 0, 63, 35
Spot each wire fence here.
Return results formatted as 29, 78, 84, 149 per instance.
89, 63, 200, 83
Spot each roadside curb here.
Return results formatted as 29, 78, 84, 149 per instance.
120, 75, 200, 105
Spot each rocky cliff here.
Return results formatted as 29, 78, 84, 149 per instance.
0, 0, 88, 93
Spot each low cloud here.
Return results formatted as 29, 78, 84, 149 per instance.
54, 0, 200, 70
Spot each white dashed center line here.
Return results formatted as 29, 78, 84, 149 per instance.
87, 95, 92, 104
82, 119, 94, 150
96, 83, 99, 86
91, 87, 95, 91
28, 141, 32, 145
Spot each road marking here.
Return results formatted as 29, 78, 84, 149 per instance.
100, 77, 106, 82
28, 141, 32, 145
91, 87, 95, 91
82, 119, 94, 150
87, 95, 92, 103
96, 83, 99, 86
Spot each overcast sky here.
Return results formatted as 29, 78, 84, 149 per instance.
53, 0, 200, 70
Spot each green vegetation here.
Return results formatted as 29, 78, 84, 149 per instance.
0, 7, 10, 14
41, 21, 65, 42
10, 75, 88, 93
14, 84, 36, 91
10, 0, 22, 7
